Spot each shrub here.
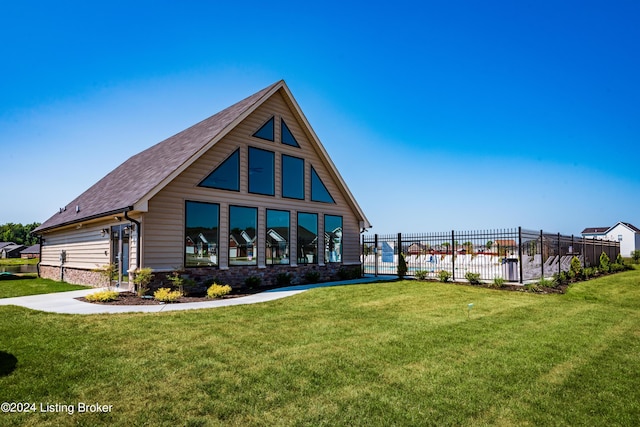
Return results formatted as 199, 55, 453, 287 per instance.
397, 253, 408, 279
153, 287, 182, 303
85, 290, 119, 302
275, 272, 293, 286
632, 250, 640, 264
244, 275, 262, 288
304, 270, 321, 284
207, 283, 232, 299
132, 267, 154, 297
492, 277, 505, 288
337, 267, 360, 280
599, 252, 611, 273
93, 264, 117, 287
537, 277, 553, 288
569, 256, 583, 280
552, 271, 569, 287
414, 270, 428, 280
583, 267, 596, 279
438, 270, 451, 283
465, 272, 481, 285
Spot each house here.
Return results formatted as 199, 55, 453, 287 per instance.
33, 81, 371, 287
1, 244, 27, 259
20, 244, 41, 259
582, 222, 640, 257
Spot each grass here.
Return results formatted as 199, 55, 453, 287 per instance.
0, 275, 89, 298
0, 269, 639, 426
0, 258, 39, 266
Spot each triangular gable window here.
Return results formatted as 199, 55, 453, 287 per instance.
253, 117, 275, 141
281, 119, 300, 147
199, 149, 240, 191
311, 166, 335, 203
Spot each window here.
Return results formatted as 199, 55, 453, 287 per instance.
229, 206, 257, 266
199, 149, 240, 191
311, 167, 335, 203
297, 212, 318, 264
281, 119, 300, 147
282, 155, 304, 199
185, 201, 219, 267
253, 116, 275, 141
266, 210, 290, 265
324, 215, 343, 263
248, 147, 275, 195
618, 235, 623, 241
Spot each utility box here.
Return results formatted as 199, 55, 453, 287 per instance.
504, 257, 518, 281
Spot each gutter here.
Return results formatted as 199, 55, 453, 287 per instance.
124, 208, 141, 272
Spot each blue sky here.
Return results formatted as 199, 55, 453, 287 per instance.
1, 0, 639, 235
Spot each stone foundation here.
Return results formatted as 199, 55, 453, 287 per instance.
39, 265, 110, 287
135, 264, 362, 292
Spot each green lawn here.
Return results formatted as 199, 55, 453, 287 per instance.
0, 258, 39, 266
0, 275, 89, 299
1, 270, 639, 426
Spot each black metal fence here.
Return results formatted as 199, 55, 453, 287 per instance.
361, 227, 620, 283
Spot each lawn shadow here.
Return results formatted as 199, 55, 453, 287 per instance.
0, 351, 17, 376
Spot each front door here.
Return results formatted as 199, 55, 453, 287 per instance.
111, 225, 130, 285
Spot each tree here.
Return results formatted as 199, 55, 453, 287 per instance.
0, 222, 41, 246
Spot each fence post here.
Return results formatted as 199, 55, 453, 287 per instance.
557, 233, 561, 276
518, 226, 523, 284
540, 230, 544, 279
374, 234, 379, 277
451, 230, 456, 281
397, 232, 402, 278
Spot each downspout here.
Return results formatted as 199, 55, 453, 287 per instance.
124, 209, 141, 272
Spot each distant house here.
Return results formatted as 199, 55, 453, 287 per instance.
33, 81, 371, 287
582, 222, 640, 257
1, 244, 27, 259
20, 244, 41, 259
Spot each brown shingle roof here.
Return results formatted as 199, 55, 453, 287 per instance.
581, 227, 609, 234
35, 81, 282, 233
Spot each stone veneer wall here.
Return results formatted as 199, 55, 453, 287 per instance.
143, 264, 362, 290
39, 265, 110, 287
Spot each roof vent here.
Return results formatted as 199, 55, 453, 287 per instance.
76, 205, 80, 213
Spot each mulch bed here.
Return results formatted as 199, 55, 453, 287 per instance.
76, 284, 286, 305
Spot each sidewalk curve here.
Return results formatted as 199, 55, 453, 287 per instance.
0, 275, 397, 315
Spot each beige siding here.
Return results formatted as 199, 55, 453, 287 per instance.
144, 92, 363, 270
40, 222, 111, 270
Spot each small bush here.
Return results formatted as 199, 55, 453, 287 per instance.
397, 253, 408, 279
553, 271, 570, 287
569, 256, 583, 280
632, 250, 640, 264
207, 283, 232, 299
583, 267, 597, 279
465, 272, 481, 285
492, 277, 505, 288
337, 267, 360, 280
132, 267, 154, 297
438, 270, 451, 283
154, 287, 182, 303
85, 290, 119, 302
304, 270, 321, 284
537, 277, 553, 288
244, 275, 262, 288
414, 270, 428, 280
599, 252, 611, 273
275, 272, 293, 286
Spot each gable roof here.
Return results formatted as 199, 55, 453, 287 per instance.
608, 222, 640, 233
581, 227, 609, 234
35, 80, 371, 233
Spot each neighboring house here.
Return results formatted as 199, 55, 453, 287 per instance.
1, 244, 27, 259
582, 222, 640, 257
33, 81, 371, 287
581, 222, 640, 257
20, 244, 41, 259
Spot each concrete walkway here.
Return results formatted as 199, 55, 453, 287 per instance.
0, 275, 396, 315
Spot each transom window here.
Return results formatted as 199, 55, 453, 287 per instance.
248, 147, 275, 195
253, 117, 275, 141
281, 119, 300, 147
311, 167, 335, 203
199, 149, 240, 191
282, 155, 304, 199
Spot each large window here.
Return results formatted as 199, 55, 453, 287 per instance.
282, 155, 304, 199
297, 212, 318, 264
324, 215, 343, 263
229, 206, 257, 266
266, 210, 290, 265
249, 147, 274, 195
185, 201, 219, 267
199, 149, 240, 191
